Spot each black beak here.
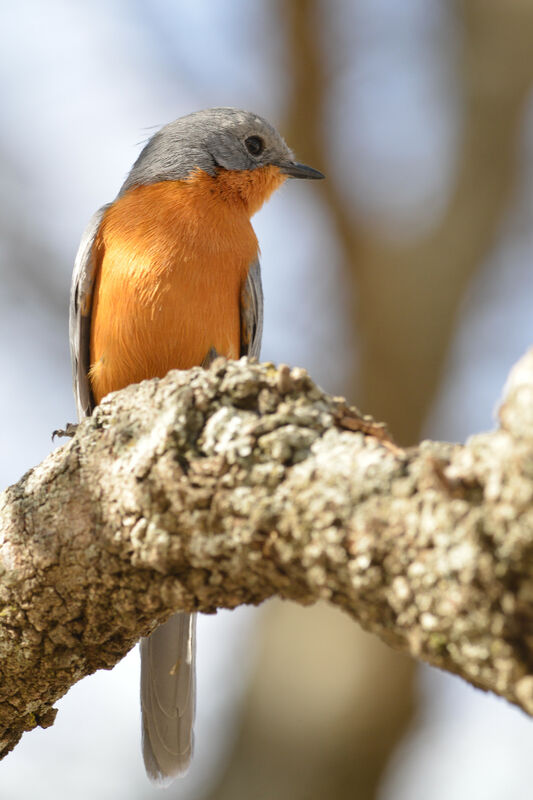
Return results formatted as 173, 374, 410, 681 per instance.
279, 161, 325, 180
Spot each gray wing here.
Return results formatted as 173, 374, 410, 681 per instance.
69, 205, 110, 420
240, 257, 264, 359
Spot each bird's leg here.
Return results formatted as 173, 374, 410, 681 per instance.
201, 347, 219, 368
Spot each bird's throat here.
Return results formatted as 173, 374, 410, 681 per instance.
185, 164, 287, 216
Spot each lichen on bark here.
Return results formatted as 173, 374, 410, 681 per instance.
1, 351, 533, 759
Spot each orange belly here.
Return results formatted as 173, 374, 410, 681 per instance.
89, 176, 263, 404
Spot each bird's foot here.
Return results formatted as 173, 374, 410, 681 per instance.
52, 422, 78, 441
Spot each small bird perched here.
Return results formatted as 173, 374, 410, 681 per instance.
69, 107, 323, 783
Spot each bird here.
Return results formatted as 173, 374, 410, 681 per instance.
68, 107, 324, 784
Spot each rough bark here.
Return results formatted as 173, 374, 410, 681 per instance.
2, 353, 533, 759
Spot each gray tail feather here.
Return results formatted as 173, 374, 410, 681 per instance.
140, 612, 196, 784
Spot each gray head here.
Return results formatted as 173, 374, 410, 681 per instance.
120, 107, 323, 193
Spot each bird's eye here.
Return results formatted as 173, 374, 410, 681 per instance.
245, 136, 264, 157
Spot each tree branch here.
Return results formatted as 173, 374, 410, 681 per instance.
2, 353, 533, 758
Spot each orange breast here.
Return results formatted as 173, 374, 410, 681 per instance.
89, 167, 283, 404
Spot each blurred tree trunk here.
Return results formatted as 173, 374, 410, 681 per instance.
204, 602, 414, 800
202, 1, 533, 798
283, 0, 533, 446
352, 0, 533, 443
